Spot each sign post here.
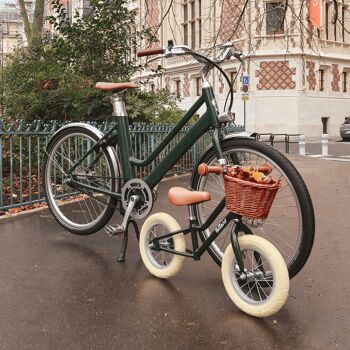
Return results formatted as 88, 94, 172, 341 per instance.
242, 76, 249, 131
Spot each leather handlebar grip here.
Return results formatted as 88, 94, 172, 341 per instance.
198, 163, 223, 176
137, 47, 165, 57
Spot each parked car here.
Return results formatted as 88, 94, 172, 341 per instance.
340, 118, 350, 141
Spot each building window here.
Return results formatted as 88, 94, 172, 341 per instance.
343, 72, 347, 92
266, 2, 285, 35
182, 0, 202, 48
342, 2, 345, 41
319, 69, 325, 91
174, 79, 181, 98
340, 0, 349, 43
195, 77, 202, 96
183, 3, 188, 45
230, 71, 238, 92
325, 2, 330, 40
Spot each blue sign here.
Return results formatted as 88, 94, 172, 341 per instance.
242, 76, 249, 85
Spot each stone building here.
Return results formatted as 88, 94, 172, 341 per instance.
134, 0, 350, 137
0, 1, 27, 66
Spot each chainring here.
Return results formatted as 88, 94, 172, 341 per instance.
121, 179, 153, 219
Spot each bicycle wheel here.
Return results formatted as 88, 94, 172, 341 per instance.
222, 235, 289, 317
43, 126, 118, 235
139, 213, 186, 279
191, 137, 315, 279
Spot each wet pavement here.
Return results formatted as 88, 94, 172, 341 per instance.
0, 155, 349, 349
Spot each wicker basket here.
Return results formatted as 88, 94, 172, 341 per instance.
224, 175, 281, 219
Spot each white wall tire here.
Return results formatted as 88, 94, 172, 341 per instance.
139, 213, 186, 279
222, 235, 289, 317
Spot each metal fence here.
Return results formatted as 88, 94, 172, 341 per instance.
0, 118, 244, 211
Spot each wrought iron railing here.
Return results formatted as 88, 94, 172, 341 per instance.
0, 119, 244, 211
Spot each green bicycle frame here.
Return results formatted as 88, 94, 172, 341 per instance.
67, 84, 224, 197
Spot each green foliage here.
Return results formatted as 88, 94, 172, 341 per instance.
2, 0, 181, 123
3, 47, 110, 121
126, 89, 184, 123
47, 0, 150, 81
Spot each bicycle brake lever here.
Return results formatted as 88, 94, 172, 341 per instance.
232, 51, 246, 64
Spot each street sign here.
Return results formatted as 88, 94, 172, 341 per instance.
242, 84, 249, 93
242, 93, 249, 101
242, 75, 249, 100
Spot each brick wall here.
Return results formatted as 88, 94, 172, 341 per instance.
219, 0, 244, 43
183, 73, 190, 97
255, 61, 296, 90
331, 64, 340, 92
145, 0, 160, 41
306, 61, 316, 90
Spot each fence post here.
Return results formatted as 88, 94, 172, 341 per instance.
0, 118, 2, 208
322, 134, 328, 157
299, 134, 306, 156
285, 134, 289, 153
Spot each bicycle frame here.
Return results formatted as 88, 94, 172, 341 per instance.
149, 198, 247, 272
66, 83, 224, 198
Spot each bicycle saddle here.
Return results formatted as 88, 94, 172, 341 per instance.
95, 82, 139, 92
168, 187, 211, 206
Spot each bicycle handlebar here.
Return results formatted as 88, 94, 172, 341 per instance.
137, 47, 165, 57
198, 163, 223, 176
198, 163, 273, 176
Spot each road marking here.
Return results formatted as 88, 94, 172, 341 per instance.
307, 154, 331, 158
323, 157, 350, 162
307, 154, 350, 162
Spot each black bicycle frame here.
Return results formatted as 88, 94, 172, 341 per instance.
66, 85, 224, 198
150, 198, 244, 266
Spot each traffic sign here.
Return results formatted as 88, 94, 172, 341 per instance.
242, 75, 249, 85
242, 93, 249, 101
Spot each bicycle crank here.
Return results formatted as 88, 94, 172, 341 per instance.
121, 179, 153, 220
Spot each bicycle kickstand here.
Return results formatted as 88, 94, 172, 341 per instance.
117, 219, 140, 263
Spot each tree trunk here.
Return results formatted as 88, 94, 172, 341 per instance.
17, 0, 45, 48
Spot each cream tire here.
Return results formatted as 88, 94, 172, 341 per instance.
140, 213, 186, 279
222, 235, 289, 317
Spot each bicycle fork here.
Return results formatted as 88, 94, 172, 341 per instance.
230, 219, 245, 273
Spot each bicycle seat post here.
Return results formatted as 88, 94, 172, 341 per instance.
110, 91, 127, 117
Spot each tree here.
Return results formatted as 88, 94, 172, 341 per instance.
3, 0, 182, 123
47, 0, 151, 82
18, 0, 45, 48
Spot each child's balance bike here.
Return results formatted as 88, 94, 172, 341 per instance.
139, 163, 289, 317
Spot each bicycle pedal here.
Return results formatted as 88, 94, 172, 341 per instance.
104, 224, 125, 237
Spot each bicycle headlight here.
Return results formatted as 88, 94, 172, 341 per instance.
218, 111, 235, 123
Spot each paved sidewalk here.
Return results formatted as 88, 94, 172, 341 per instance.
0, 155, 349, 349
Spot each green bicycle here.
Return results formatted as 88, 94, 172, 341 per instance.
43, 41, 315, 279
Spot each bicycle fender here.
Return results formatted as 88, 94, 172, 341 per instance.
47, 122, 120, 178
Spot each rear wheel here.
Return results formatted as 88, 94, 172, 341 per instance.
139, 213, 186, 279
191, 138, 315, 279
43, 126, 118, 235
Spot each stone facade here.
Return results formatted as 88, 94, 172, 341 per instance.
135, 0, 350, 136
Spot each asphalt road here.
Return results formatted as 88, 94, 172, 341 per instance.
0, 155, 349, 350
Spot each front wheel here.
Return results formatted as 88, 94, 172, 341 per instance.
191, 138, 315, 279
222, 235, 289, 317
